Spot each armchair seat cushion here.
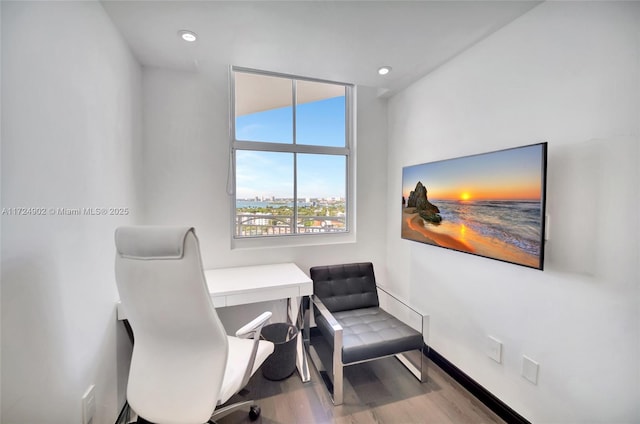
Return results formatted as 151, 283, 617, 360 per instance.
316, 307, 423, 364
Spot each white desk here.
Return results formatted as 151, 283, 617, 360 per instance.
205, 263, 312, 308
116, 262, 312, 320
117, 262, 313, 382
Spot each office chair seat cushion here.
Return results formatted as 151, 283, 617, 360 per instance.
316, 306, 423, 364
218, 336, 275, 404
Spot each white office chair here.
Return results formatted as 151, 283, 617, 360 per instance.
115, 226, 274, 424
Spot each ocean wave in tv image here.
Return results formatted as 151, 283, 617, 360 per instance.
432, 200, 542, 256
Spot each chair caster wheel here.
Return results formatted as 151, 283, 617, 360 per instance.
249, 405, 261, 421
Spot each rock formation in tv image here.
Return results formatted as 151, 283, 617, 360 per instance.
406, 181, 442, 224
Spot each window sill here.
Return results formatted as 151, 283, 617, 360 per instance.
231, 231, 356, 250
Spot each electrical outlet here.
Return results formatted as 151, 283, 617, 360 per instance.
82, 385, 96, 424
522, 355, 539, 385
487, 336, 502, 363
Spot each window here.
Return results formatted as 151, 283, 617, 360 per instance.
231, 67, 353, 239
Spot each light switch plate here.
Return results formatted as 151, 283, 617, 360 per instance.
522, 355, 539, 384
487, 336, 502, 363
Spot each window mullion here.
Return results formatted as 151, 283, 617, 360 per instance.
292, 79, 298, 234
234, 140, 348, 155
345, 85, 352, 232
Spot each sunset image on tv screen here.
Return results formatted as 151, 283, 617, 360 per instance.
401, 143, 547, 270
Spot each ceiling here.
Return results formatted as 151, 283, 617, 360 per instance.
102, 0, 541, 97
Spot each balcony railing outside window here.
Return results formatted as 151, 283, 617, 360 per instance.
235, 213, 346, 237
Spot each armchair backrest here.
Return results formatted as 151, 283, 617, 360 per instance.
115, 226, 228, 424
310, 262, 379, 313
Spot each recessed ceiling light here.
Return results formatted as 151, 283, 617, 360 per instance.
378, 66, 392, 76
178, 30, 197, 42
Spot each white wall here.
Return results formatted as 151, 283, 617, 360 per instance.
386, 2, 639, 423
0, 3, 3, 417
139, 66, 389, 331
1, 2, 142, 423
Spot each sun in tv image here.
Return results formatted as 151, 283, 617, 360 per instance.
401, 143, 547, 270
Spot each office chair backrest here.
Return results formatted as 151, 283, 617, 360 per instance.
115, 226, 228, 424
310, 262, 379, 313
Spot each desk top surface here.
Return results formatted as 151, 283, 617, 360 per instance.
204, 262, 312, 296
117, 262, 312, 319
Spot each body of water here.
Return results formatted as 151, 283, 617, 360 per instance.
237, 200, 315, 208
431, 200, 543, 256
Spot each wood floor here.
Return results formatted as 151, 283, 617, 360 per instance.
218, 355, 505, 424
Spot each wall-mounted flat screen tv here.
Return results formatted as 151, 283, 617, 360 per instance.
402, 142, 547, 270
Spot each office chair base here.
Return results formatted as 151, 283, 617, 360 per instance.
209, 400, 261, 423
249, 405, 261, 421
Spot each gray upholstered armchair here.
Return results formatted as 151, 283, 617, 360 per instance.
307, 262, 428, 405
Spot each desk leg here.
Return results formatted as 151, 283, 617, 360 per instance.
287, 296, 311, 382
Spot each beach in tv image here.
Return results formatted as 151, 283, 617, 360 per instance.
401, 143, 547, 270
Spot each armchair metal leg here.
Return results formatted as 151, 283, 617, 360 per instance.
396, 345, 428, 383
307, 296, 346, 405
308, 344, 344, 406
332, 329, 344, 405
